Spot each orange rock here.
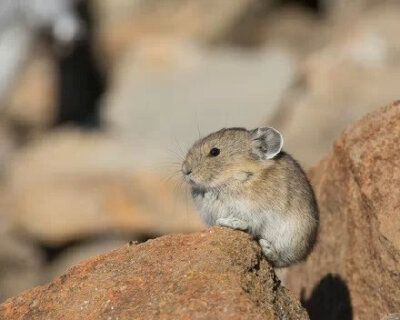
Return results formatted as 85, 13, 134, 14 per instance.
286, 101, 400, 320
0, 227, 309, 320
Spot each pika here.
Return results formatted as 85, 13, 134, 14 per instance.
182, 127, 318, 267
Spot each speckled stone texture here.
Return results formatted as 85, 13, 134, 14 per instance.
286, 101, 400, 320
0, 227, 308, 320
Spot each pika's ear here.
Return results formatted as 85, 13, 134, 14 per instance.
251, 127, 283, 160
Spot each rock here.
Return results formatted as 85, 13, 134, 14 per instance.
105, 42, 296, 157
0, 121, 15, 175
321, 0, 397, 18
271, 4, 400, 168
44, 238, 128, 283
8, 128, 204, 244
382, 314, 400, 320
5, 44, 56, 130
0, 227, 309, 319
285, 102, 400, 319
0, 0, 80, 103
92, 0, 271, 63
253, 6, 327, 58
0, 217, 43, 303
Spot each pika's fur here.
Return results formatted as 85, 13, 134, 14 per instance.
182, 127, 318, 267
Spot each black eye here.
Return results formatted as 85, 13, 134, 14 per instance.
209, 148, 220, 157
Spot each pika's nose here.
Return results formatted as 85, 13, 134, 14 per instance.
182, 162, 192, 175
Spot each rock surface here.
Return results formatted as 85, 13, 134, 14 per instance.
0, 218, 43, 302
5, 45, 56, 130
322, 0, 396, 18
271, 4, 400, 168
105, 43, 295, 160
286, 102, 400, 320
92, 0, 271, 62
43, 238, 128, 283
0, 227, 309, 320
0, 121, 15, 174
7, 128, 203, 244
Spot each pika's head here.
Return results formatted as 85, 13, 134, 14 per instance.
182, 127, 283, 190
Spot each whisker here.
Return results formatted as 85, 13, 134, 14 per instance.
166, 147, 184, 161
194, 110, 202, 139
160, 169, 183, 186
184, 182, 190, 219
169, 178, 179, 218
171, 177, 185, 217
172, 137, 186, 160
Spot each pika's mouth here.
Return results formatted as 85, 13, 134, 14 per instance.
182, 173, 206, 190
184, 174, 199, 187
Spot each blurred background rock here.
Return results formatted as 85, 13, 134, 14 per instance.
0, 0, 398, 302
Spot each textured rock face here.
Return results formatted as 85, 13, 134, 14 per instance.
286, 102, 400, 320
0, 227, 309, 320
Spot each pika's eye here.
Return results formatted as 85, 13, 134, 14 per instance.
209, 148, 220, 157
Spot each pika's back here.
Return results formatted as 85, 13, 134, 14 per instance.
248, 152, 317, 216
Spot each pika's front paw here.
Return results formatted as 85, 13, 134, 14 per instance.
216, 218, 248, 231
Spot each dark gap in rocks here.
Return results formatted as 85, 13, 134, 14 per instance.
279, 0, 322, 13
39, 239, 82, 264
249, 255, 262, 273
301, 273, 353, 320
272, 276, 281, 291
53, 0, 106, 129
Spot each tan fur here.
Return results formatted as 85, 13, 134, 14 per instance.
182, 127, 319, 267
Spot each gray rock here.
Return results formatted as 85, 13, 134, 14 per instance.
0, 219, 43, 302
382, 314, 400, 320
44, 238, 129, 283
105, 41, 296, 166
321, 0, 398, 18
270, 4, 400, 168
7, 128, 204, 244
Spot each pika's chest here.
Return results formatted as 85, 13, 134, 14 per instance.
191, 190, 253, 226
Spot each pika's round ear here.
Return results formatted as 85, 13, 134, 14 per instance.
250, 127, 283, 160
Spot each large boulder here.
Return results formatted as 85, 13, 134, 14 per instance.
0, 217, 42, 302
7, 128, 204, 244
0, 227, 309, 319
5, 45, 56, 131
104, 42, 295, 156
0, 121, 15, 174
271, 4, 400, 168
92, 0, 272, 63
321, 0, 396, 18
286, 102, 400, 320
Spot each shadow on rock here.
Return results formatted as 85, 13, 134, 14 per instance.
301, 274, 352, 320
